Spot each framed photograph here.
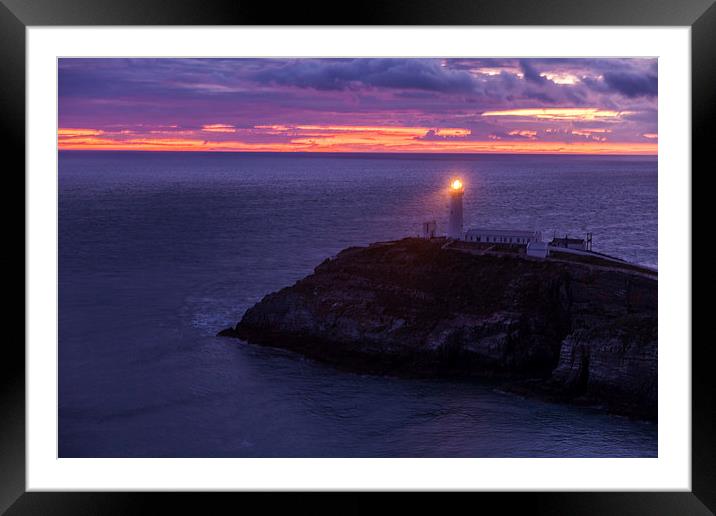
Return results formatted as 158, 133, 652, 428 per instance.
4, 0, 712, 513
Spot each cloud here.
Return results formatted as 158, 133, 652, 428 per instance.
524, 90, 556, 103
488, 130, 537, 140
57, 128, 104, 136
602, 71, 658, 98
250, 59, 480, 93
481, 108, 631, 121
509, 130, 537, 139
58, 125, 657, 155
418, 128, 472, 140
519, 60, 547, 84
571, 128, 610, 137
202, 124, 236, 133
57, 58, 659, 151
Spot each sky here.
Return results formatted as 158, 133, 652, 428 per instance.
58, 58, 658, 155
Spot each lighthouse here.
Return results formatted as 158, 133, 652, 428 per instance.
448, 178, 464, 239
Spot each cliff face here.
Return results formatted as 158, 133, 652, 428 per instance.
220, 238, 657, 419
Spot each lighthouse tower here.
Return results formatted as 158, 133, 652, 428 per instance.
448, 179, 464, 239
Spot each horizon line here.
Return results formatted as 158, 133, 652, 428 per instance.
57, 148, 658, 158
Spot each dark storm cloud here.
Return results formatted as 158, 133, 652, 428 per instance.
250, 59, 480, 93
519, 60, 547, 84
602, 71, 658, 98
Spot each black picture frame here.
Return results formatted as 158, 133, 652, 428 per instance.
2, 0, 712, 513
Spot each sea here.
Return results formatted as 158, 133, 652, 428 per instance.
59, 151, 658, 457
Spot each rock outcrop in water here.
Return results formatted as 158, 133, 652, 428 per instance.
219, 238, 657, 420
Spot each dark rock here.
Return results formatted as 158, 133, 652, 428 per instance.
216, 327, 239, 337
219, 238, 657, 420
550, 314, 657, 419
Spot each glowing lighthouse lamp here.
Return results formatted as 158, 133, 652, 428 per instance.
448, 178, 464, 239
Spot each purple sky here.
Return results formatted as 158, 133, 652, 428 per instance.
58, 58, 658, 154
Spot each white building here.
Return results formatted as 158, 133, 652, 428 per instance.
464, 228, 542, 245
526, 240, 549, 258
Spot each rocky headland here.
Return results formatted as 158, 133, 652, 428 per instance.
219, 238, 657, 420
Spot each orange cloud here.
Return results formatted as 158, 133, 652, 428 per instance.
433, 128, 471, 137
508, 130, 537, 139
58, 125, 656, 155
571, 128, 611, 136
293, 125, 432, 136
201, 124, 236, 133
570, 128, 611, 141
256, 124, 470, 138
482, 108, 633, 121
58, 128, 105, 137
57, 135, 304, 152
642, 133, 658, 139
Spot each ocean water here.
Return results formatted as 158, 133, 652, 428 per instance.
59, 151, 657, 457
